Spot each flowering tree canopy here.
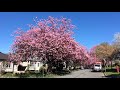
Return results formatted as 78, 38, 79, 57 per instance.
89, 46, 98, 64
89, 42, 115, 65
9, 16, 89, 64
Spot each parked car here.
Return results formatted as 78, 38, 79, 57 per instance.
93, 64, 102, 72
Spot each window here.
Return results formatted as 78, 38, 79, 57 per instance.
6, 63, 10, 68
30, 62, 34, 66
38, 63, 39, 67
95, 64, 100, 67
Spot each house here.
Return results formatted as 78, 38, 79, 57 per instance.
0, 53, 45, 74
3, 58, 44, 74
0, 52, 8, 73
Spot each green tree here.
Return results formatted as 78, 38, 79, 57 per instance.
93, 42, 115, 69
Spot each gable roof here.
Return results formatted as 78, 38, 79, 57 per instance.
0, 52, 8, 60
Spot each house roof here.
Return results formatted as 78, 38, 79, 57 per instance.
0, 52, 8, 60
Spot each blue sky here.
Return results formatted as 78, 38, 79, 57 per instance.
0, 12, 120, 54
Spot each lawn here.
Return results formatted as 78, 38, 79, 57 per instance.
104, 66, 120, 78
0, 72, 59, 78
0, 68, 78, 78
0, 73, 18, 78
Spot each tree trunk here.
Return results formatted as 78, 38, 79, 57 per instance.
111, 60, 112, 69
47, 63, 52, 73
13, 63, 14, 74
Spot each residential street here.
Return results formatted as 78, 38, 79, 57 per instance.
55, 69, 106, 78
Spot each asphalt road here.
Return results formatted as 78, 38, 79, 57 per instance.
55, 69, 105, 78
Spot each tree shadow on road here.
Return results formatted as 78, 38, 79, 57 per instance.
90, 69, 102, 72
91, 71, 103, 73
91, 68, 116, 72
52, 70, 71, 76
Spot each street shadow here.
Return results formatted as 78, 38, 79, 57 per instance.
52, 69, 71, 76
90, 69, 102, 72
91, 70, 102, 72
91, 68, 117, 72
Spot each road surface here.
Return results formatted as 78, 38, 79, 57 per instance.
54, 69, 105, 78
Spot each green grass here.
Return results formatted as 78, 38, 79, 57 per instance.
0, 72, 59, 78
0, 73, 18, 78
105, 71, 118, 76
43, 73, 59, 78
104, 66, 120, 78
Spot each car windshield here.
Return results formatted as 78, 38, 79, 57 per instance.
95, 64, 100, 67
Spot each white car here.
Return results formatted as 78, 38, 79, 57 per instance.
93, 64, 102, 71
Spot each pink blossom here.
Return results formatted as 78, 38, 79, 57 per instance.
9, 16, 90, 65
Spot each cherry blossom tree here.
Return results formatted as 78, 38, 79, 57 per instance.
90, 43, 115, 69
9, 16, 90, 71
89, 46, 98, 65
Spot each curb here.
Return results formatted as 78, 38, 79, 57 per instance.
102, 71, 107, 78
